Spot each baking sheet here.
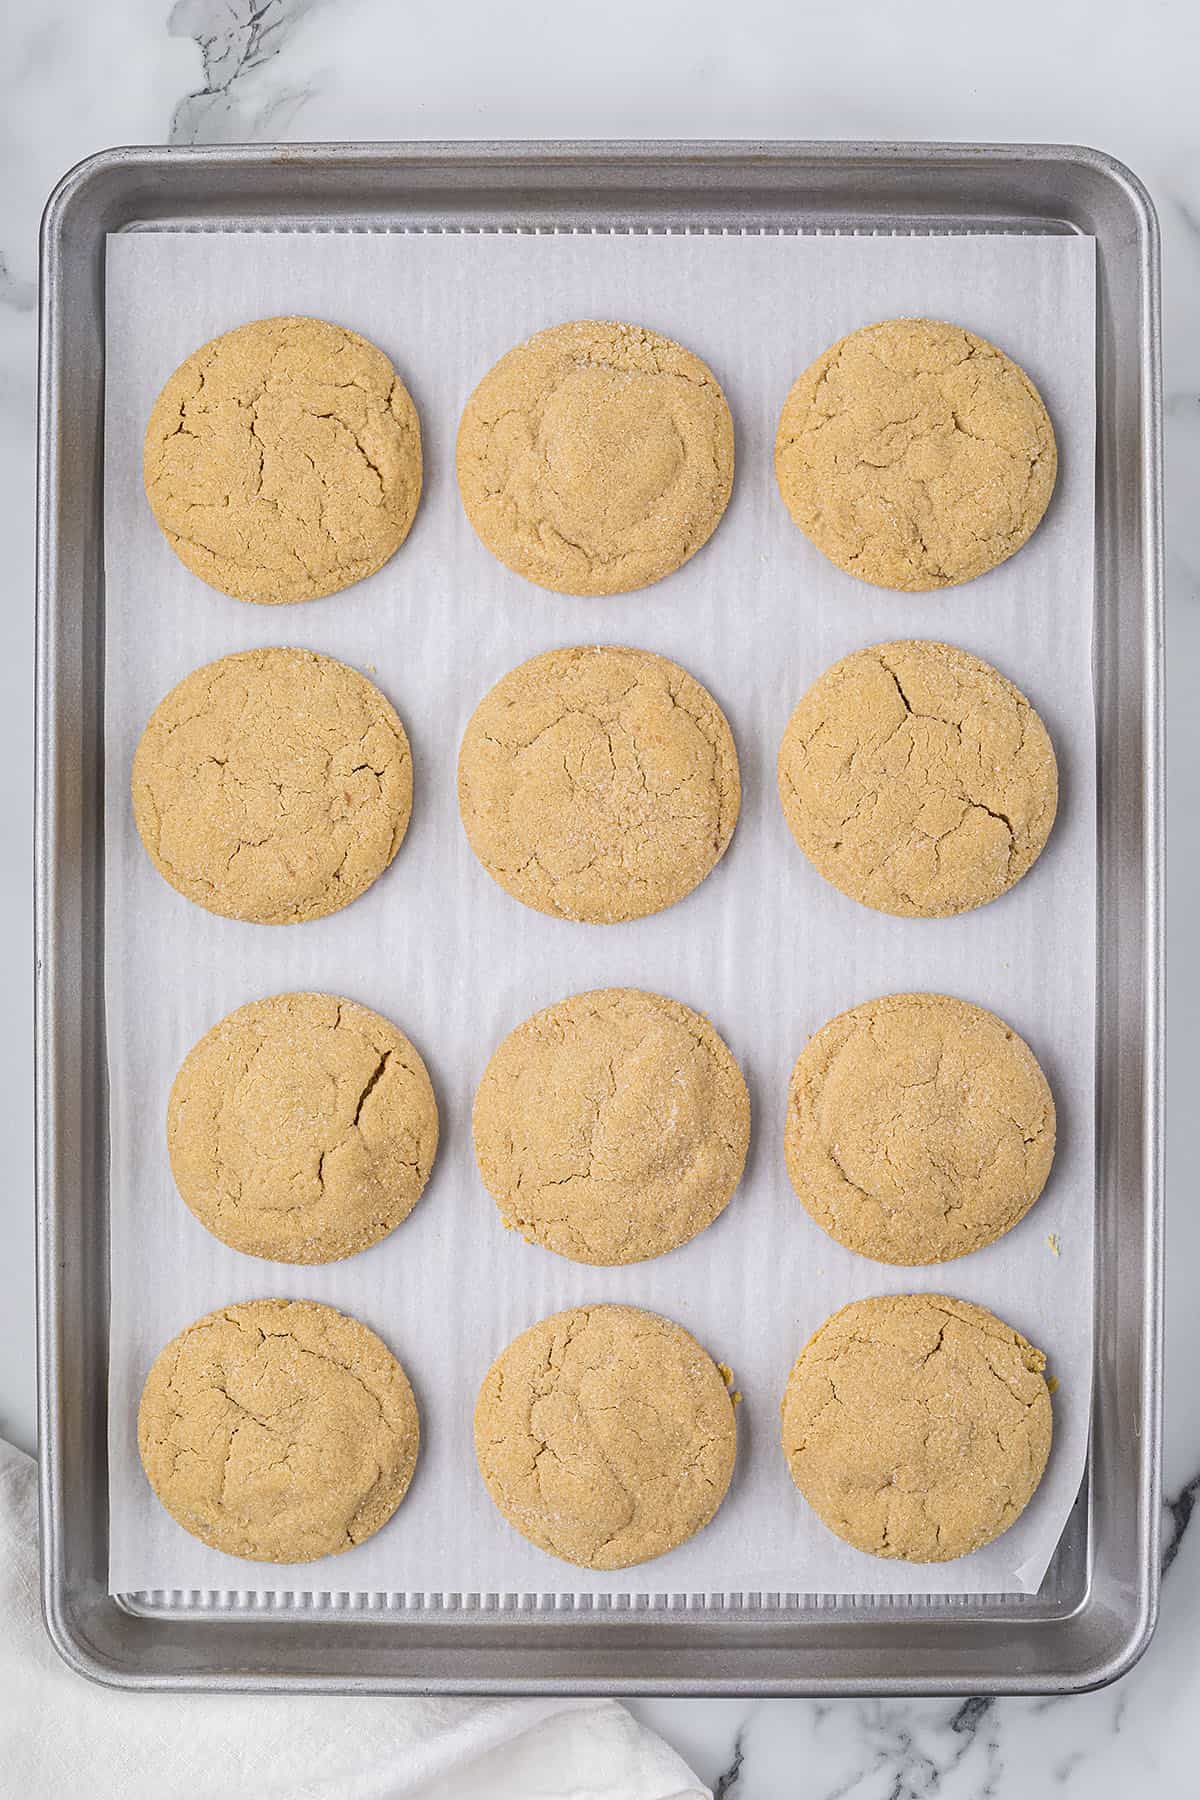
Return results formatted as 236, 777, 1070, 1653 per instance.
103, 228, 1096, 1600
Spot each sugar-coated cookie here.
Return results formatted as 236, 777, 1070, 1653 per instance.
457, 319, 733, 595
138, 1298, 419, 1562
458, 644, 740, 923
775, 317, 1055, 590
780, 1294, 1052, 1562
785, 992, 1055, 1265
168, 993, 438, 1264
777, 639, 1056, 917
475, 1304, 737, 1568
474, 988, 748, 1264
144, 315, 421, 604
132, 647, 412, 924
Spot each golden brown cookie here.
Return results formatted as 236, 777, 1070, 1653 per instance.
475, 1304, 736, 1568
132, 647, 412, 924
144, 315, 422, 604
458, 645, 740, 923
168, 993, 439, 1264
785, 993, 1055, 1265
138, 1298, 419, 1563
774, 317, 1056, 590
780, 1294, 1052, 1562
473, 988, 749, 1264
456, 319, 734, 595
777, 639, 1057, 917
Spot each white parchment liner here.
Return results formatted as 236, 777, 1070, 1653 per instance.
103, 229, 1096, 1599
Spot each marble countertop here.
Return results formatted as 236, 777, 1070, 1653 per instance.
2, 1, 1196, 1793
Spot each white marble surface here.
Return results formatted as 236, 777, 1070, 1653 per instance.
1, 0, 1196, 1792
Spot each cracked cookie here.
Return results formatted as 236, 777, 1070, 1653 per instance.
132, 646, 412, 923
458, 644, 740, 923
776, 639, 1057, 917
785, 993, 1055, 1265
780, 1294, 1052, 1562
138, 1298, 419, 1563
475, 1304, 737, 1568
473, 987, 749, 1264
144, 315, 422, 604
456, 319, 734, 595
168, 992, 439, 1264
775, 317, 1056, 590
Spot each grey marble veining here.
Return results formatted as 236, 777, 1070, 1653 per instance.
2, 0, 1197, 1792
168, 0, 323, 143
634, 1499, 1200, 1794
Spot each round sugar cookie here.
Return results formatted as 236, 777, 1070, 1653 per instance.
144, 314, 422, 604
475, 1304, 737, 1568
168, 992, 439, 1264
458, 644, 740, 923
473, 987, 749, 1264
776, 638, 1057, 917
456, 319, 734, 595
779, 1294, 1052, 1562
132, 647, 412, 924
774, 317, 1056, 590
138, 1298, 419, 1563
785, 992, 1055, 1265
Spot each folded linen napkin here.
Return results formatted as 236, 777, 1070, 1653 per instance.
0, 1439, 707, 1799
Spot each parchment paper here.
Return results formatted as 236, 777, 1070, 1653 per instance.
103, 228, 1096, 1600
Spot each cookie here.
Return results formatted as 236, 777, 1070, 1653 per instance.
774, 317, 1056, 590
144, 315, 422, 604
132, 647, 412, 924
785, 993, 1055, 1265
458, 645, 740, 923
473, 988, 749, 1264
475, 1304, 736, 1568
168, 993, 439, 1264
780, 1294, 1052, 1562
456, 319, 734, 595
777, 639, 1057, 917
138, 1298, 419, 1563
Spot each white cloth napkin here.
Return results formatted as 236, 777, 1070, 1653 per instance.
0, 1439, 708, 1799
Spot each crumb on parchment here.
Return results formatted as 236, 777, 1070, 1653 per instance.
716, 1361, 742, 1404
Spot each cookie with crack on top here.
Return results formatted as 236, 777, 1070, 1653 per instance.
144, 315, 421, 604
776, 639, 1057, 917
456, 319, 734, 595
475, 1304, 737, 1568
457, 644, 740, 923
131, 647, 412, 924
774, 317, 1056, 590
780, 1294, 1052, 1562
785, 992, 1055, 1265
138, 1298, 419, 1562
168, 993, 439, 1264
473, 987, 749, 1264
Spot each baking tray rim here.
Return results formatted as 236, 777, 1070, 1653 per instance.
35, 139, 1164, 1696
39, 133, 1163, 213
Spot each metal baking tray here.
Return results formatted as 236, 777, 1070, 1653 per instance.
35, 141, 1163, 1695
